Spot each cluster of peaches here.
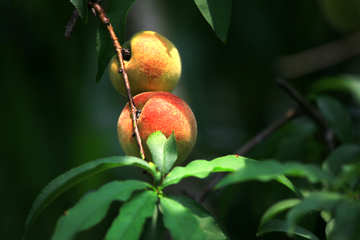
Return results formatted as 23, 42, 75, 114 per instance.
109, 31, 197, 166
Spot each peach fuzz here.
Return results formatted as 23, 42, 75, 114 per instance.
117, 91, 197, 166
109, 31, 181, 96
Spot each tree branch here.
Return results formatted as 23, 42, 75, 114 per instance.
276, 78, 334, 151
88, 2, 146, 160
64, 8, 80, 39
276, 31, 360, 79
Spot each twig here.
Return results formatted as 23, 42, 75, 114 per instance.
234, 109, 298, 156
196, 108, 298, 203
88, 1, 146, 160
64, 8, 80, 39
276, 31, 360, 79
276, 78, 334, 151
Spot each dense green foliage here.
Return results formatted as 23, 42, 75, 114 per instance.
1, 0, 359, 239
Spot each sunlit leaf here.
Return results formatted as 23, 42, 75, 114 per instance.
216, 160, 333, 193
193, 0, 231, 43
316, 95, 353, 143
257, 219, 320, 240
105, 190, 158, 240
169, 195, 230, 240
96, 0, 137, 82
51, 180, 151, 240
147, 131, 178, 176
160, 197, 207, 240
70, 0, 88, 23
162, 155, 252, 188
260, 199, 301, 226
23, 156, 155, 239
163, 132, 178, 174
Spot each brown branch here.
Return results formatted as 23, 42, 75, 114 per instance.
64, 8, 80, 39
196, 108, 298, 203
276, 78, 334, 151
276, 31, 360, 79
88, 1, 146, 160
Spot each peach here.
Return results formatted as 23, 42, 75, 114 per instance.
109, 31, 181, 96
117, 92, 197, 166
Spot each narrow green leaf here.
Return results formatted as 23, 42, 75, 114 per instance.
316, 95, 353, 143
323, 144, 360, 175
257, 219, 320, 240
51, 180, 151, 240
286, 192, 345, 233
96, 0, 137, 82
163, 132, 178, 174
105, 190, 158, 240
162, 155, 252, 188
139, 203, 165, 240
23, 156, 156, 239
160, 197, 207, 240
260, 199, 301, 226
309, 75, 360, 105
147, 131, 167, 175
169, 195, 230, 240
70, 0, 88, 23
194, 0, 231, 43
330, 200, 360, 240
216, 160, 335, 190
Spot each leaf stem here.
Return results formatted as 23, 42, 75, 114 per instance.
88, 1, 146, 160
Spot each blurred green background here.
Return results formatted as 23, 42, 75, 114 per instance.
1, 0, 359, 239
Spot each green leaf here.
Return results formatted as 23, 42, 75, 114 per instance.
309, 75, 360, 105
160, 197, 207, 240
333, 162, 360, 191
139, 203, 165, 240
51, 180, 151, 240
147, 131, 178, 176
330, 200, 360, 240
316, 95, 353, 143
162, 155, 252, 188
96, 0, 137, 82
105, 190, 158, 240
257, 219, 320, 240
286, 192, 345, 233
164, 132, 178, 173
23, 156, 156, 239
260, 199, 301, 226
193, 0, 231, 43
169, 195, 230, 240
323, 144, 360, 175
70, 0, 88, 23
216, 160, 335, 190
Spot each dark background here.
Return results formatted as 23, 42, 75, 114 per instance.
1, 0, 359, 239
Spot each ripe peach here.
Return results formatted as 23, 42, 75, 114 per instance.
109, 31, 181, 96
117, 92, 197, 166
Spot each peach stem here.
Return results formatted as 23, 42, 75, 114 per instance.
89, 2, 146, 160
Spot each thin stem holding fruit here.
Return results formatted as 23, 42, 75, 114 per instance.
88, 1, 146, 160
